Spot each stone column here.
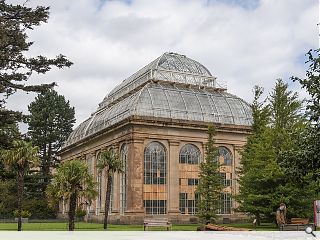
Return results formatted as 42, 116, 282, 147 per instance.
125, 138, 145, 215
86, 153, 95, 214
168, 140, 180, 215
233, 145, 242, 212
112, 143, 120, 213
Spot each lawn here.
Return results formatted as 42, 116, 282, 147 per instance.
0, 222, 199, 231
0, 222, 278, 231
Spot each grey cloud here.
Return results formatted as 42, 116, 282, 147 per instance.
6, 0, 318, 129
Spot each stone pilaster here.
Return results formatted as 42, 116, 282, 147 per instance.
112, 144, 120, 213
232, 145, 242, 212
168, 140, 180, 214
125, 138, 145, 214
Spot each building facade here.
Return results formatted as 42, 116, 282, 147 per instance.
59, 52, 252, 223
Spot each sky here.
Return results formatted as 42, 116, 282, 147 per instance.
6, 0, 319, 130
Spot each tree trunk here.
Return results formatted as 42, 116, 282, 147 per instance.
41, 145, 49, 194
255, 213, 261, 226
104, 172, 112, 230
17, 169, 24, 231
68, 192, 77, 231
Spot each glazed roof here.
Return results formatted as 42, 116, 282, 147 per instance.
63, 53, 252, 148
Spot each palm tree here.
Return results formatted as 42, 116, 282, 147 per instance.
0, 140, 40, 231
46, 159, 97, 231
97, 148, 123, 230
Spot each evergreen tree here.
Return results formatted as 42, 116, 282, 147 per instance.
236, 86, 280, 224
275, 49, 320, 218
196, 125, 223, 224
268, 79, 305, 159
0, 0, 72, 147
237, 81, 315, 223
28, 89, 75, 190
268, 79, 314, 219
289, 49, 320, 184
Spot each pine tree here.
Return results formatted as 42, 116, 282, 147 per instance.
0, 0, 72, 147
196, 125, 223, 224
28, 90, 75, 191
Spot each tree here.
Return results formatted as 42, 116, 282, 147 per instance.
196, 125, 223, 224
46, 159, 97, 231
274, 49, 320, 218
28, 89, 75, 190
236, 86, 280, 224
96, 149, 123, 230
237, 81, 314, 223
268, 79, 305, 159
0, 0, 72, 147
0, 140, 39, 231
288, 49, 320, 183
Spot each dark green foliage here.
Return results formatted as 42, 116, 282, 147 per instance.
0, 0, 72, 147
75, 209, 87, 218
196, 125, 223, 224
47, 159, 97, 231
269, 79, 305, 157
236, 87, 278, 223
22, 198, 56, 219
13, 209, 31, 218
236, 80, 315, 223
0, 179, 16, 218
292, 49, 320, 123
28, 90, 75, 191
289, 49, 320, 184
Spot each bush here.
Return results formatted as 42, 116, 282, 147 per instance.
22, 198, 57, 219
0, 180, 16, 218
13, 210, 31, 218
76, 208, 87, 218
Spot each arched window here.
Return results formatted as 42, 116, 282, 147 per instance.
179, 144, 201, 164
144, 142, 167, 185
120, 143, 128, 214
217, 146, 233, 166
179, 144, 201, 215
144, 142, 167, 215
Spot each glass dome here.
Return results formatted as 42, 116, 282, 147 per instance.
63, 53, 252, 148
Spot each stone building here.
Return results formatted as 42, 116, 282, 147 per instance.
59, 52, 252, 223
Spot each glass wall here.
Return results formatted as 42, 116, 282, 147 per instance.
143, 142, 167, 214
120, 144, 128, 214
179, 144, 201, 215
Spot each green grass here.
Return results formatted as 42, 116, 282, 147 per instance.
0, 222, 200, 231
0, 222, 278, 231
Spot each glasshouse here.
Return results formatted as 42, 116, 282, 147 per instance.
59, 52, 252, 223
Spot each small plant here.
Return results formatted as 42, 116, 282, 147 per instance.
75, 208, 86, 218
13, 210, 32, 218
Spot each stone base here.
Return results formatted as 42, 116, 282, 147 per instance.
57, 212, 250, 225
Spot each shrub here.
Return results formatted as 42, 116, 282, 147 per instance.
22, 198, 57, 219
13, 210, 31, 218
76, 208, 87, 218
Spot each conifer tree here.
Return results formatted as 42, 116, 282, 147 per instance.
236, 86, 279, 224
237, 82, 314, 222
288, 49, 320, 184
0, 0, 72, 147
196, 125, 223, 224
28, 90, 75, 191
